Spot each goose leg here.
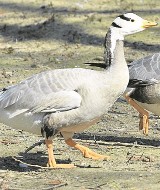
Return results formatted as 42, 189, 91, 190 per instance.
65, 138, 109, 160
125, 94, 149, 135
139, 114, 149, 135
45, 139, 75, 168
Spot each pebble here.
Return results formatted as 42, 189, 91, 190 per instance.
19, 163, 28, 168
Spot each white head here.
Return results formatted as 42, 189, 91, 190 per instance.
111, 13, 157, 38
104, 13, 157, 65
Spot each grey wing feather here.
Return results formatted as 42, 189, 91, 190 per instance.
0, 69, 83, 114
30, 90, 82, 113
128, 53, 160, 88
0, 85, 22, 108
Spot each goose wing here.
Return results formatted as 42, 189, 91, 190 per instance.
128, 53, 160, 88
0, 69, 83, 115
30, 90, 81, 113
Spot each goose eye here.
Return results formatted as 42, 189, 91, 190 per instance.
131, 19, 135, 22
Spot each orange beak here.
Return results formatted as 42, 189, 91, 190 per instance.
142, 20, 158, 28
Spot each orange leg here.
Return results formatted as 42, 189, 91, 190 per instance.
65, 138, 109, 160
125, 94, 149, 135
45, 139, 75, 168
139, 114, 149, 135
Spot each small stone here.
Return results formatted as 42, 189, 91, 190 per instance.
19, 163, 28, 168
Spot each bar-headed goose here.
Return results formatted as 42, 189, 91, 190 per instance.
125, 53, 160, 135
0, 13, 157, 168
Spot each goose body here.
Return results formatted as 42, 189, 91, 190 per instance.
0, 60, 128, 136
0, 13, 157, 168
126, 53, 160, 134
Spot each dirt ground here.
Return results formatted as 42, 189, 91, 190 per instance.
0, 0, 160, 189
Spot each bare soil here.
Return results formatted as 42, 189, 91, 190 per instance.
0, 0, 160, 189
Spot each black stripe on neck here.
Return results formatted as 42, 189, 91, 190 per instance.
118, 14, 130, 21
111, 22, 122, 28
104, 29, 112, 67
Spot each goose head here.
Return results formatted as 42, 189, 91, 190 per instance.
104, 13, 157, 66
110, 13, 157, 40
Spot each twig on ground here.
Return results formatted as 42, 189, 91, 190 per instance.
12, 156, 52, 169
42, 183, 68, 190
126, 152, 154, 163
24, 140, 45, 154
0, 139, 19, 145
96, 182, 108, 188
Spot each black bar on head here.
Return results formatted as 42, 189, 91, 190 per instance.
118, 14, 130, 21
111, 22, 122, 28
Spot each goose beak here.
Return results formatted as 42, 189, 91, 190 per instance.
142, 20, 158, 28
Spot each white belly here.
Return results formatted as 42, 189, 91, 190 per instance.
135, 100, 160, 116
60, 117, 101, 133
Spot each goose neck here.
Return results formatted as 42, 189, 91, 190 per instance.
104, 28, 124, 67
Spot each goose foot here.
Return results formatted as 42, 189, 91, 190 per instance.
65, 138, 109, 160
76, 144, 109, 160
45, 139, 76, 168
